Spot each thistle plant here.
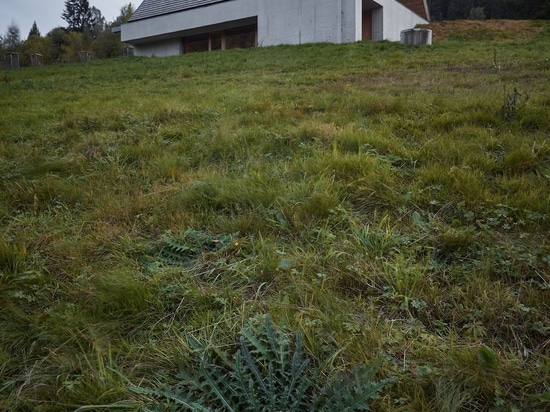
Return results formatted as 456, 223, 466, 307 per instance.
501, 86, 529, 120
132, 315, 394, 411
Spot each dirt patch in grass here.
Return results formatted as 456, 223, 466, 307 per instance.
418, 20, 547, 41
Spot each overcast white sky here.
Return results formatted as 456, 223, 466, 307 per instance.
0, 0, 136, 38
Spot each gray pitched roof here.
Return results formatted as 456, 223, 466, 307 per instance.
129, 0, 231, 22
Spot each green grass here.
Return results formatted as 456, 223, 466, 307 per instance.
1, 21, 550, 411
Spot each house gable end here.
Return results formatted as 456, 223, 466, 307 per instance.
130, 0, 232, 22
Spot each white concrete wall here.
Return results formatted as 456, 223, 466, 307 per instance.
341, 0, 361, 43
258, 0, 348, 46
133, 38, 182, 57
376, 0, 428, 41
259, 0, 428, 44
372, 7, 384, 40
258, 0, 362, 46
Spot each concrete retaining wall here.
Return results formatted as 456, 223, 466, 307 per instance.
134, 38, 183, 57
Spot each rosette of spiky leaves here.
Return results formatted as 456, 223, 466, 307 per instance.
316, 362, 396, 411
133, 314, 394, 411
178, 314, 311, 411
155, 229, 237, 266
232, 315, 312, 411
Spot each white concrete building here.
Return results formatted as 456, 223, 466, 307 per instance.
121, 0, 430, 57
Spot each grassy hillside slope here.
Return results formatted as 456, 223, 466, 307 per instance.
1, 21, 549, 411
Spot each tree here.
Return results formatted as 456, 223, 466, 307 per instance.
64, 30, 93, 61
428, 0, 550, 20
113, 3, 135, 25
62, 0, 96, 33
90, 7, 106, 38
21, 34, 51, 66
506, 0, 550, 19
538, 0, 550, 19
28, 21, 41, 39
469, 6, 486, 19
447, 0, 475, 19
92, 3, 135, 59
92, 30, 122, 58
47, 27, 70, 62
484, 0, 504, 19
429, 0, 450, 21
4, 22, 22, 51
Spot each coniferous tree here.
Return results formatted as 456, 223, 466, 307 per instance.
62, 0, 96, 33
508, 0, 550, 19
428, 0, 450, 21
447, 0, 475, 19
28, 21, 41, 39
482, 0, 504, 19
429, 0, 550, 20
89, 7, 106, 38
114, 3, 135, 25
539, 0, 550, 19
4, 22, 22, 51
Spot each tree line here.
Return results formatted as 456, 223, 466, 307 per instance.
1, 0, 134, 67
429, 0, 550, 20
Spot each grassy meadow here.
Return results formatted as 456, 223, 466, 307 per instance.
1, 20, 549, 411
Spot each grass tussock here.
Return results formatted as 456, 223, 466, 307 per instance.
1, 20, 549, 411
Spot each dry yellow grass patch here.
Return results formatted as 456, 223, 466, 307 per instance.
419, 19, 546, 41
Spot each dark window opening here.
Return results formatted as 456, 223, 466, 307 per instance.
226, 25, 257, 50
185, 34, 209, 53
183, 25, 257, 54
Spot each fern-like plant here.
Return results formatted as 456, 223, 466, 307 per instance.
132, 315, 394, 411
